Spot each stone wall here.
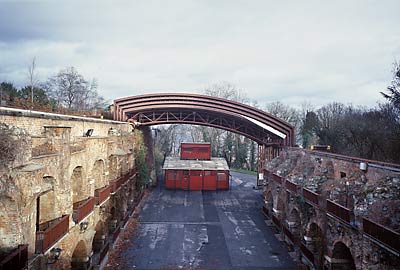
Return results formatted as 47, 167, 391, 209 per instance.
263, 148, 400, 270
0, 108, 151, 269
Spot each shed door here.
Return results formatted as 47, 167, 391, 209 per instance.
189, 170, 203, 191
203, 170, 216, 190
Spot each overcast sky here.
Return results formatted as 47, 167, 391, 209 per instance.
1, 0, 399, 108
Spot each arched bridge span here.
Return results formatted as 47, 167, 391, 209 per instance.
113, 93, 295, 147
114, 93, 294, 186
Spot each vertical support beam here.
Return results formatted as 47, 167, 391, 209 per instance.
257, 144, 266, 187
36, 196, 40, 232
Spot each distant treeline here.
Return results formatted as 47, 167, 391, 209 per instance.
154, 62, 400, 168
0, 66, 110, 117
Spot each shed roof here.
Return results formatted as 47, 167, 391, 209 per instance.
162, 157, 229, 170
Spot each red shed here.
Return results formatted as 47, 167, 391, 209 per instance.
163, 157, 230, 191
180, 142, 211, 160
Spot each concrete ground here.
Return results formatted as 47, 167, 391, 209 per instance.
119, 172, 297, 270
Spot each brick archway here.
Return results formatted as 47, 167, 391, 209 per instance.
71, 240, 89, 270
330, 241, 356, 270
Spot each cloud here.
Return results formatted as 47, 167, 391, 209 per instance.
0, 0, 399, 108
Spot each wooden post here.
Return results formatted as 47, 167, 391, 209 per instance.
257, 144, 266, 187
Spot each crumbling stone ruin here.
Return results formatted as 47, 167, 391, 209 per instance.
0, 109, 154, 270
263, 148, 400, 270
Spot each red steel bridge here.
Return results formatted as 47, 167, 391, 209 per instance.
113, 93, 295, 185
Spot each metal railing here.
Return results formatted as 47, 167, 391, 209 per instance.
363, 218, 400, 253
272, 173, 283, 184
73, 197, 95, 223
285, 180, 298, 193
326, 200, 351, 223
272, 215, 281, 228
95, 185, 111, 205
0, 244, 28, 270
262, 206, 270, 218
35, 215, 69, 253
302, 188, 319, 206
282, 225, 295, 244
112, 224, 121, 242
110, 177, 124, 193
99, 242, 109, 264
300, 243, 314, 264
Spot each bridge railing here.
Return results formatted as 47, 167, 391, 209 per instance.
326, 200, 351, 224
95, 185, 111, 205
285, 180, 298, 194
73, 197, 95, 223
35, 215, 69, 254
0, 244, 28, 270
363, 218, 400, 253
300, 243, 314, 265
302, 188, 319, 206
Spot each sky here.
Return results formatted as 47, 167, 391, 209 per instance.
0, 0, 400, 108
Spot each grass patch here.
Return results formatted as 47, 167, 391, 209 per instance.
231, 168, 257, 176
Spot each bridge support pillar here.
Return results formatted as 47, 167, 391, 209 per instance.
257, 144, 266, 187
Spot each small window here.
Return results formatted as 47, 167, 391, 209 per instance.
199, 147, 209, 153
340, 172, 346, 178
183, 147, 193, 153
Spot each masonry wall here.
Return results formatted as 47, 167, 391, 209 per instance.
263, 148, 400, 270
0, 108, 150, 270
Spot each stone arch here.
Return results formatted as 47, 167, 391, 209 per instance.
91, 221, 107, 266
91, 159, 105, 189
305, 222, 324, 267
35, 176, 57, 225
92, 221, 106, 252
288, 208, 301, 239
331, 241, 356, 270
71, 166, 87, 203
108, 206, 118, 233
71, 240, 90, 270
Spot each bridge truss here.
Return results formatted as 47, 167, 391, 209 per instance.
114, 93, 295, 186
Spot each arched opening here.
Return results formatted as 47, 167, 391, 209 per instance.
37, 177, 57, 226
304, 222, 324, 266
92, 160, 105, 189
71, 166, 87, 203
71, 240, 90, 270
108, 207, 118, 233
91, 222, 107, 266
331, 242, 356, 270
288, 208, 301, 239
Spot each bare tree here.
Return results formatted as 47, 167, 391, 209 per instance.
27, 57, 38, 109
45, 67, 106, 111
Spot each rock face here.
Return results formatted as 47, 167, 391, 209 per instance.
263, 148, 400, 270
0, 109, 154, 270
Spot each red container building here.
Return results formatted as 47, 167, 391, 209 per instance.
163, 143, 230, 191
180, 142, 211, 160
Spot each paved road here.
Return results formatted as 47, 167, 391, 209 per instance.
119, 172, 297, 270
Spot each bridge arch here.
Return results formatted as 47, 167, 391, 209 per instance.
113, 93, 295, 147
